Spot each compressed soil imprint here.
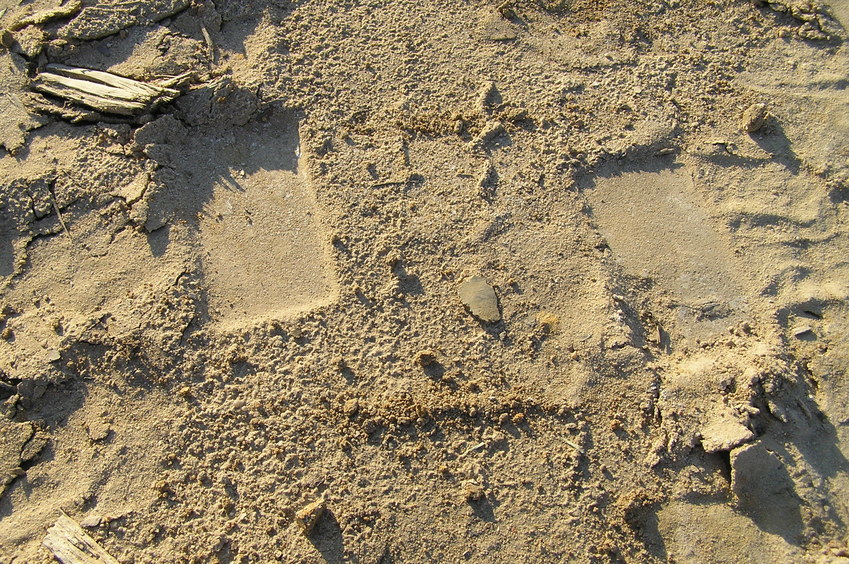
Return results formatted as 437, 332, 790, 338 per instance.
192, 116, 338, 328
583, 163, 747, 344
142, 111, 339, 329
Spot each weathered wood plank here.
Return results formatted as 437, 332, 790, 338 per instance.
31, 64, 183, 116
43, 514, 119, 564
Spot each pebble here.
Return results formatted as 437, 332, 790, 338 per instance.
792, 325, 814, 338
414, 350, 438, 367
86, 420, 112, 442
458, 276, 501, 323
80, 514, 103, 528
498, 1, 516, 19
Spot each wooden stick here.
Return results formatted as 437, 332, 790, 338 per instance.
43, 513, 119, 564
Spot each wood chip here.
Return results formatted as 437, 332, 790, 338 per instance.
792, 325, 814, 338
43, 514, 119, 564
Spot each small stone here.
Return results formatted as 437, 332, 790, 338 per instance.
792, 325, 814, 338
741, 103, 768, 133
80, 514, 103, 528
458, 276, 501, 323
498, 1, 516, 19
537, 311, 560, 333
700, 417, 755, 453
343, 399, 359, 418
295, 499, 326, 535
45, 349, 61, 363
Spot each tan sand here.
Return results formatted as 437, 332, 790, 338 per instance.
1, 0, 848, 561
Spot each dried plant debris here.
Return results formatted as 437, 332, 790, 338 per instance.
31, 64, 183, 117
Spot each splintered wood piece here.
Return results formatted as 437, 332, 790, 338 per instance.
32, 64, 181, 116
44, 64, 179, 98
43, 514, 120, 564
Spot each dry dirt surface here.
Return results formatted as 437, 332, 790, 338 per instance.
1, 0, 849, 562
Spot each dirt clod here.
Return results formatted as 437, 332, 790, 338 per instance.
741, 102, 769, 133
295, 499, 327, 535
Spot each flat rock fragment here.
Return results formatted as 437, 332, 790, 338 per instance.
458, 276, 501, 322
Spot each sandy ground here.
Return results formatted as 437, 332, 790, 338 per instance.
1, 0, 848, 562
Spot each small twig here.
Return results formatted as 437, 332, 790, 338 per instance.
461, 442, 486, 457
200, 24, 215, 62
564, 439, 583, 454
49, 184, 72, 242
